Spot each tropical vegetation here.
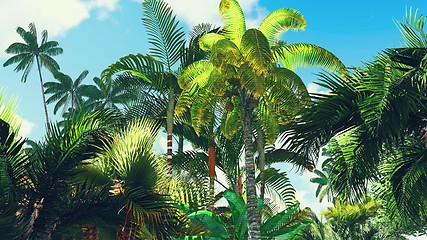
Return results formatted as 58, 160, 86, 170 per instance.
0, 0, 426, 239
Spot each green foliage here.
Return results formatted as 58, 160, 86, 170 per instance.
219, 0, 246, 48
322, 198, 380, 240
0, 118, 29, 239
275, 43, 347, 74
259, 8, 306, 45
174, 190, 310, 240
142, 0, 186, 70
44, 70, 99, 114
283, 8, 427, 231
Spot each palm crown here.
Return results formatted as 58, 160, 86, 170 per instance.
3, 23, 63, 82
44, 70, 99, 115
176, 0, 346, 144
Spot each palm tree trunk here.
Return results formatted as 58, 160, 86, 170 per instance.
166, 87, 174, 175
257, 128, 266, 200
208, 144, 216, 211
242, 91, 261, 239
36, 56, 51, 134
30, 200, 56, 240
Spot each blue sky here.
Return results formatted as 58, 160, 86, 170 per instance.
1, 0, 425, 139
0, 0, 426, 232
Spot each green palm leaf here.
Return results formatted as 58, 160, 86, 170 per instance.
219, 0, 246, 48
396, 8, 427, 48
240, 29, 272, 76
102, 53, 164, 86
0, 119, 29, 239
142, 0, 185, 70
388, 137, 427, 221
259, 8, 306, 45
276, 43, 347, 74
261, 203, 300, 233
211, 39, 243, 70
199, 33, 227, 52
257, 168, 296, 207
223, 190, 248, 239
257, 98, 279, 144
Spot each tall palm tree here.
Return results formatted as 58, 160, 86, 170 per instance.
175, 0, 346, 238
102, 0, 185, 173
3, 22, 63, 134
44, 70, 98, 115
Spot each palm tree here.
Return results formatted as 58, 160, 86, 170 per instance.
86, 76, 134, 110
93, 118, 179, 239
44, 70, 98, 115
3, 22, 63, 134
175, 0, 346, 237
282, 8, 427, 225
102, 0, 185, 173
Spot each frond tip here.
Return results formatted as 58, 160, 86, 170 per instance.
259, 8, 306, 45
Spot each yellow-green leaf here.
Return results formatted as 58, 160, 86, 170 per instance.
259, 8, 306, 45
219, 0, 246, 47
199, 33, 226, 51
178, 60, 213, 90
240, 29, 272, 76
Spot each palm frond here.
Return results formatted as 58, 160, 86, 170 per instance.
199, 33, 227, 52
276, 43, 347, 75
101, 53, 165, 91
240, 29, 273, 77
387, 137, 427, 222
281, 73, 361, 164
395, 8, 427, 48
259, 8, 306, 45
256, 98, 279, 144
219, 0, 246, 48
142, 0, 185, 70
257, 168, 296, 207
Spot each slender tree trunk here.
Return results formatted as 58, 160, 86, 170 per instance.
36, 56, 51, 134
257, 128, 266, 200
208, 142, 216, 211
166, 87, 174, 175
241, 91, 261, 240
30, 199, 56, 240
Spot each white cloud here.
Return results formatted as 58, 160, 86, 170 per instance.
307, 82, 330, 95
163, 0, 267, 30
0, 0, 120, 58
17, 117, 37, 139
294, 186, 333, 216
